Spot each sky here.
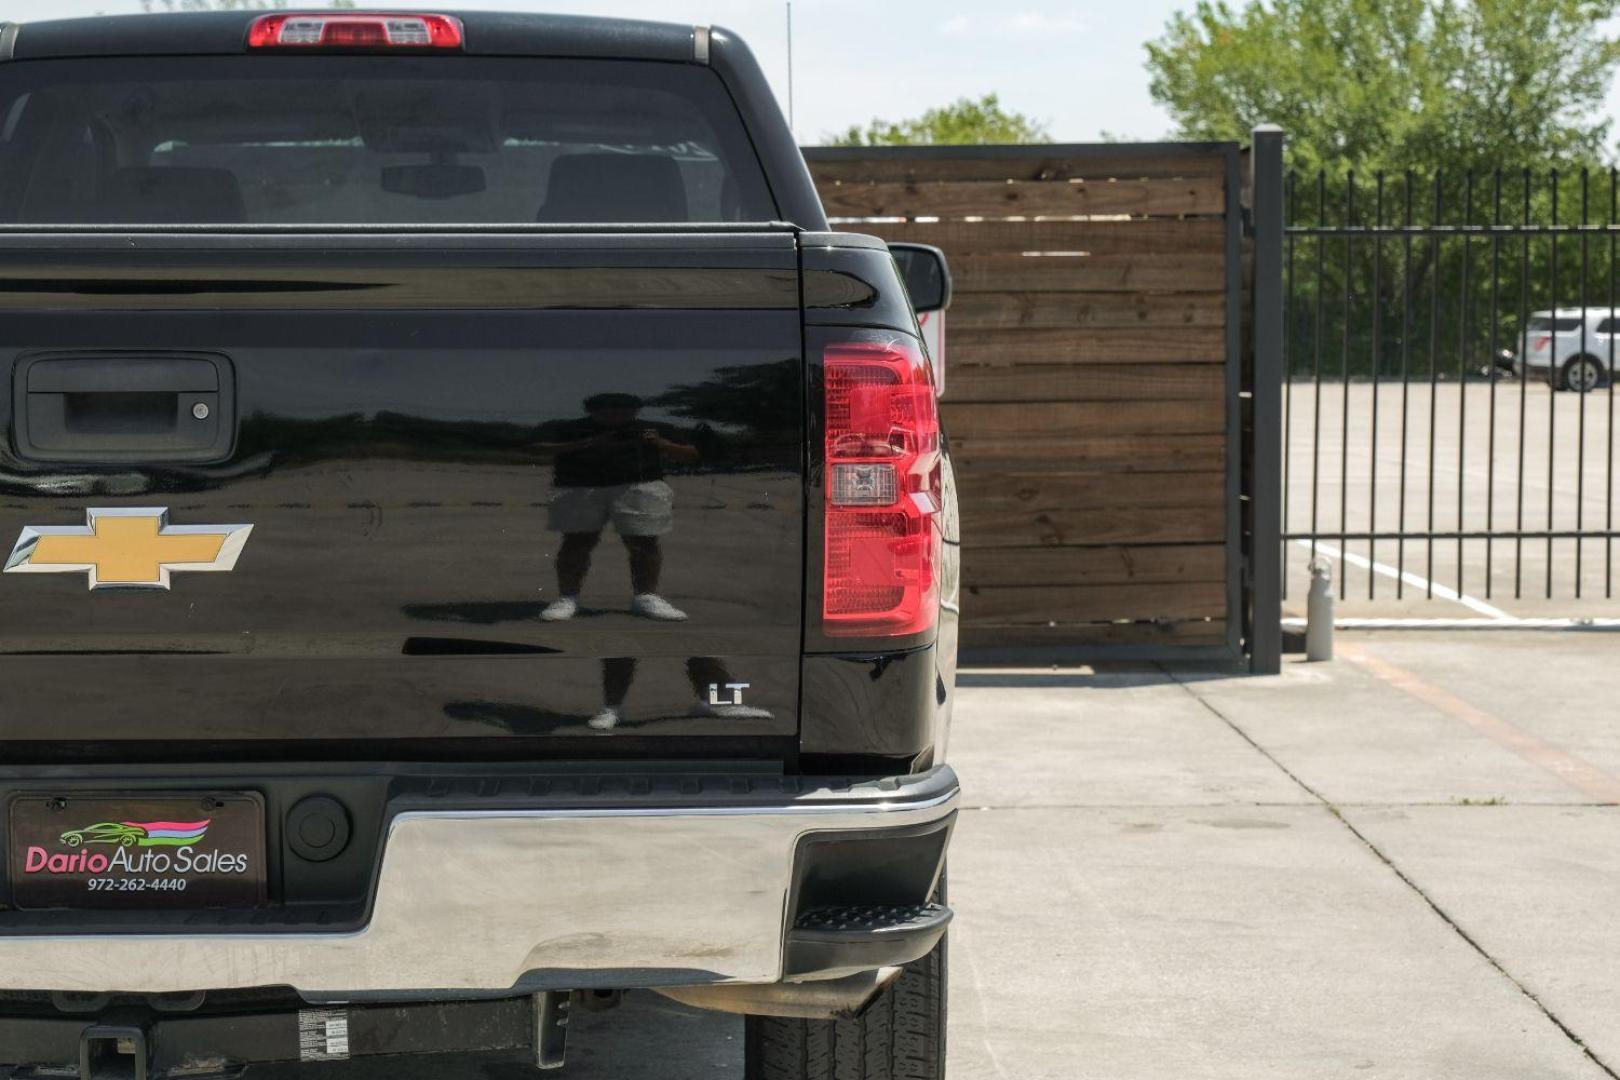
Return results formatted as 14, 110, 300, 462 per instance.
1, 0, 1191, 143
16, 0, 1620, 147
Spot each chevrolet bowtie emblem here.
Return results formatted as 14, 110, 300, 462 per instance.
4, 508, 252, 590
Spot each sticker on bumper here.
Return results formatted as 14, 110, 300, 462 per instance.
299, 1009, 352, 1062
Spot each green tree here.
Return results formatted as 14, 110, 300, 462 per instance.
1149, 0, 1620, 382
828, 94, 1050, 147
1145, 0, 1620, 174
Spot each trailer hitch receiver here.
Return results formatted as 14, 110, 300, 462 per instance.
81, 1024, 150, 1080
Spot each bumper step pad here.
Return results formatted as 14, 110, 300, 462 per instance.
785, 902, 952, 979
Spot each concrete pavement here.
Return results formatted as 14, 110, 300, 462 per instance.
946, 637, 1620, 1080
1348, 805, 1620, 1070
254, 630, 1620, 1079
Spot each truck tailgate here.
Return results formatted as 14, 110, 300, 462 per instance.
0, 231, 805, 759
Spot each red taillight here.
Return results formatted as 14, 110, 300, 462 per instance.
1533, 335, 1552, 351
247, 13, 464, 50
823, 336, 942, 638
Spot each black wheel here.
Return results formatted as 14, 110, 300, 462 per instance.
1564, 355, 1605, 393
744, 936, 946, 1080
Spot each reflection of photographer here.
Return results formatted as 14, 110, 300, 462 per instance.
536, 393, 698, 621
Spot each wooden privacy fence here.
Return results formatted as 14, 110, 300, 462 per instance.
804, 142, 1278, 662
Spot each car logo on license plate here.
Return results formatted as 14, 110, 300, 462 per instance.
4, 507, 252, 590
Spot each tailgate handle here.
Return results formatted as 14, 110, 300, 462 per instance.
13, 353, 235, 464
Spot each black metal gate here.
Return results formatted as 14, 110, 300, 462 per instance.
1282, 166, 1620, 605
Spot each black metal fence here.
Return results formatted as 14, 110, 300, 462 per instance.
1285, 167, 1620, 603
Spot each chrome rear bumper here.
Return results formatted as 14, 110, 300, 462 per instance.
0, 766, 958, 996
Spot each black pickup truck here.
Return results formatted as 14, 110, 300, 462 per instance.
0, 9, 960, 1079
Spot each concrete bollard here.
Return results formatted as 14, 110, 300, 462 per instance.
1306, 558, 1334, 661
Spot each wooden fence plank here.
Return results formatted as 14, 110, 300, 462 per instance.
958, 472, 1227, 548
963, 619, 1228, 648
841, 218, 1225, 256
962, 505, 1225, 548
946, 400, 1223, 439
961, 544, 1225, 588
956, 470, 1224, 510
950, 255, 1226, 295
950, 433, 1227, 473
947, 291, 1224, 331
947, 325, 1227, 364
946, 363, 1225, 403
818, 178, 1224, 219
962, 581, 1227, 623
805, 148, 1230, 184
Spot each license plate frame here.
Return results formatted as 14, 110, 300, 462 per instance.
9, 792, 267, 911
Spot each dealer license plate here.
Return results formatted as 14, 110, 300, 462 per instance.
9, 793, 266, 910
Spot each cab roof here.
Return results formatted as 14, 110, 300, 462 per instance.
0, 10, 705, 63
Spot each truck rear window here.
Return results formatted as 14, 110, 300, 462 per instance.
0, 56, 780, 225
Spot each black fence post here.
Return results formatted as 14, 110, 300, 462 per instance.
1249, 125, 1285, 674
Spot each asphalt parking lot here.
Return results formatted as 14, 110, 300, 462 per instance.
262, 628, 1620, 1079
1285, 380, 1620, 618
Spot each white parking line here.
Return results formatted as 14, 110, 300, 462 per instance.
1294, 539, 1513, 619
1283, 616, 1620, 630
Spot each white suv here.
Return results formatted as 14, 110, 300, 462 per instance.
1514, 309, 1619, 392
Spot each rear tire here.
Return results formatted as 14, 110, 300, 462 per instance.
744, 938, 946, 1080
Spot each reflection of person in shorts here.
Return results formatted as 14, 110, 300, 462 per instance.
536, 393, 699, 622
